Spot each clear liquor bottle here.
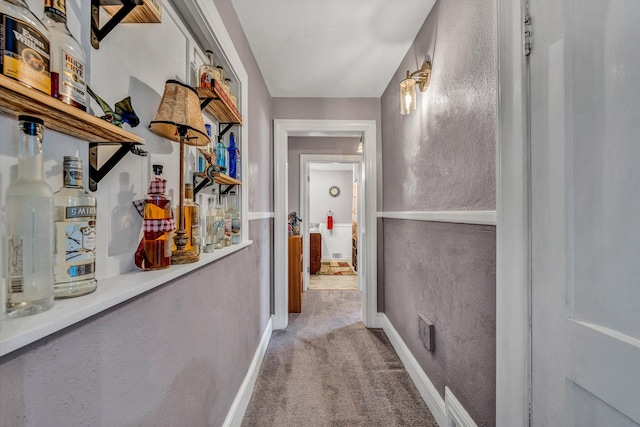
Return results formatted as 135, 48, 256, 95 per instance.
223, 196, 231, 246
5, 116, 54, 317
53, 156, 97, 298
228, 192, 241, 244
210, 192, 225, 250
0, 0, 51, 94
42, 0, 88, 111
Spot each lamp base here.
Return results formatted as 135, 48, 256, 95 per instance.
172, 229, 199, 264
171, 248, 199, 264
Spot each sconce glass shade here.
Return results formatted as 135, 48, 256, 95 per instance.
356, 141, 363, 153
149, 80, 210, 146
400, 77, 416, 115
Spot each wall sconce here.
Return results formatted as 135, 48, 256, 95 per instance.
357, 136, 363, 153
400, 60, 431, 115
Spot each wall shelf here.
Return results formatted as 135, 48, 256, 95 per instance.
92, 0, 162, 49
0, 74, 144, 144
193, 170, 241, 196
195, 80, 242, 125
102, 0, 162, 23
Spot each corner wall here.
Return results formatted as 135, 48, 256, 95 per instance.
380, 0, 497, 425
0, 1, 273, 425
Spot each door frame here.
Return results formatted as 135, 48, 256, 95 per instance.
300, 154, 362, 291
274, 119, 377, 330
496, 0, 531, 425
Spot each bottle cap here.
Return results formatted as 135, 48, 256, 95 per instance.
63, 156, 82, 168
18, 115, 44, 136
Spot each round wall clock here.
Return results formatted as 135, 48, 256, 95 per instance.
329, 186, 340, 197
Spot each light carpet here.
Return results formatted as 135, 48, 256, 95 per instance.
241, 291, 437, 427
309, 275, 358, 291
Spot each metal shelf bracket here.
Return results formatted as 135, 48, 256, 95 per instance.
91, 0, 142, 49
89, 142, 147, 191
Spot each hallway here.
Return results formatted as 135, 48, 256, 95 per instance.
241, 291, 437, 426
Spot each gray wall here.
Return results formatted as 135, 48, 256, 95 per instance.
273, 98, 381, 211
380, 0, 497, 426
287, 136, 360, 214
0, 1, 274, 425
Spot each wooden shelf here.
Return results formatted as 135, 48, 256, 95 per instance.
102, 0, 162, 23
194, 171, 241, 187
195, 80, 242, 125
0, 74, 144, 144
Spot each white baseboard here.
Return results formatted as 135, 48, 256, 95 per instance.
445, 386, 478, 427
248, 212, 275, 221
378, 211, 497, 226
222, 316, 273, 427
380, 313, 447, 427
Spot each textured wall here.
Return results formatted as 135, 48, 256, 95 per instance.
381, 1, 496, 212
287, 137, 360, 214
0, 220, 272, 426
0, 1, 274, 425
380, 0, 497, 426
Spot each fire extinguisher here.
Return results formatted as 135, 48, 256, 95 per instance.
327, 210, 334, 230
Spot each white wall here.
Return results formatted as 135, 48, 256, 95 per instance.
7, 0, 221, 279
309, 169, 354, 260
309, 169, 353, 223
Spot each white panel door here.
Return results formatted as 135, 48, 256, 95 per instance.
530, 0, 640, 425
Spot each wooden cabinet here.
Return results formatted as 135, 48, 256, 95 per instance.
288, 235, 303, 313
310, 233, 322, 274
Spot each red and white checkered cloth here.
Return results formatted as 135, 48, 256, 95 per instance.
132, 179, 176, 234
133, 178, 176, 270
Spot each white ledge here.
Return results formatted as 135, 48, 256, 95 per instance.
378, 211, 497, 225
0, 240, 253, 358
248, 212, 274, 221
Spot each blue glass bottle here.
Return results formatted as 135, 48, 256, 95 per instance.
227, 132, 238, 179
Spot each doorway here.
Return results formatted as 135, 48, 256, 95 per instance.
274, 119, 378, 330
300, 155, 362, 292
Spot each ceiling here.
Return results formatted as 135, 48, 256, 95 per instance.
230, 0, 436, 98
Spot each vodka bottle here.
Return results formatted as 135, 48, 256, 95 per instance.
5, 116, 54, 317
203, 198, 214, 253
206, 193, 225, 250
223, 197, 231, 246
42, 0, 87, 110
0, 0, 51, 94
143, 165, 172, 270
53, 156, 97, 298
228, 192, 240, 244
